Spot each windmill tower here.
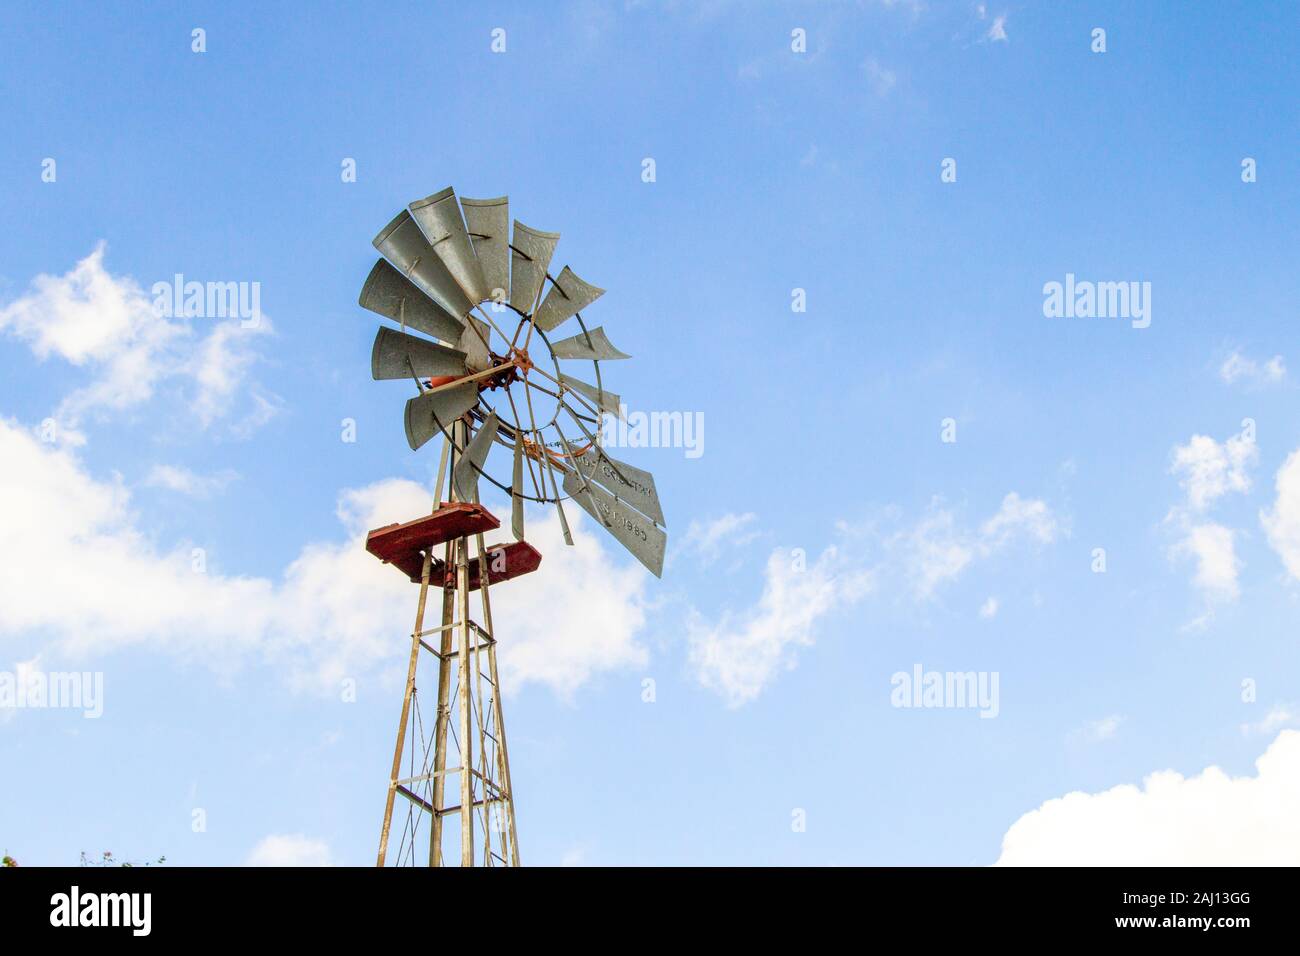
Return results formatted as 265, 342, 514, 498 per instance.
358, 187, 667, 866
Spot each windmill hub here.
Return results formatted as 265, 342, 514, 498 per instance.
476, 358, 521, 393
509, 346, 535, 374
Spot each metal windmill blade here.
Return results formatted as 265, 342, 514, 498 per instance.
457, 315, 492, 373
532, 267, 605, 332
562, 471, 666, 577
408, 187, 490, 305
358, 258, 466, 345
509, 222, 560, 312
403, 381, 480, 451
371, 327, 468, 381
550, 326, 631, 361
569, 446, 665, 527
373, 210, 475, 320
560, 373, 622, 419
453, 412, 500, 503
460, 196, 509, 304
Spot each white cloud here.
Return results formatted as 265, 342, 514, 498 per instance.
685, 493, 1057, 706
980, 492, 1058, 547
1220, 350, 1286, 387
1170, 432, 1257, 513
0, 418, 648, 697
1076, 714, 1123, 742
996, 730, 1300, 865
186, 318, 277, 430
245, 834, 333, 867
680, 511, 759, 562
1241, 704, 1300, 737
1261, 448, 1300, 582
863, 58, 897, 97
144, 464, 238, 498
979, 596, 999, 619
902, 509, 974, 597
688, 545, 873, 708
986, 13, 1008, 42
902, 493, 1059, 599
0, 245, 277, 441
1172, 522, 1240, 601
1165, 429, 1256, 609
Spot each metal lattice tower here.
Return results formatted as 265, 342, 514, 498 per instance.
373, 425, 524, 867
359, 186, 667, 866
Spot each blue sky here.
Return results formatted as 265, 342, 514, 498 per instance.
3, 1, 1300, 866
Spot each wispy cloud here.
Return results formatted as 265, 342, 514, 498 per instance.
0, 245, 279, 444
145, 464, 239, 499
688, 492, 1060, 706
1074, 714, 1124, 743
900, 493, 1060, 600
863, 57, 897, 97
1241, 704, 1300, 737
1220, 350, 1286, 388
688, 543, 873, 708
245, 834, 333, 867
681, 511, 759, 562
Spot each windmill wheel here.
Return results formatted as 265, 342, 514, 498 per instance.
359, 187, 667, 577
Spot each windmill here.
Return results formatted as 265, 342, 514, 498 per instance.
359, 187, 667, 867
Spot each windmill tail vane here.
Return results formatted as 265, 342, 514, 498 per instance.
359, 186, 667, 866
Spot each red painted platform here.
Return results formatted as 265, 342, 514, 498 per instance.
366, 503, 499, 582
431, 540, 542, 592
365, 502, 541, 589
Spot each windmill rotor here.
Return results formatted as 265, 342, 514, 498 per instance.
360, 186, 667, 576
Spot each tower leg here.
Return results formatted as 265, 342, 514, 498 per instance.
428, 544, 454, 867
476, 533, 520, 865
456, 533, 474, 866
377, 548, 434, 867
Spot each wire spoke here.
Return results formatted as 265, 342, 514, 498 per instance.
504, 387, 545, 499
